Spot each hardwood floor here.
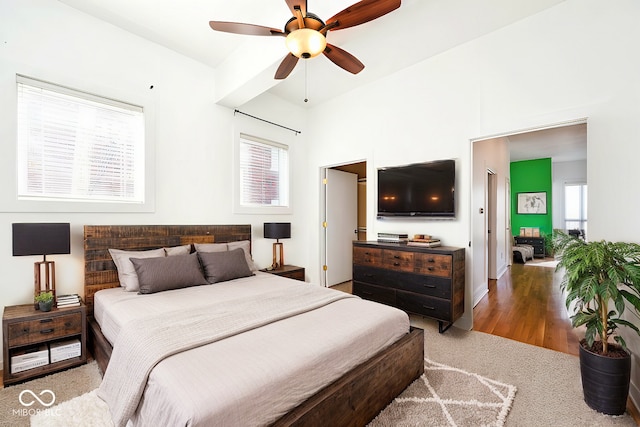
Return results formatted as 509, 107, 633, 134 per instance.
473, 259, 581, 356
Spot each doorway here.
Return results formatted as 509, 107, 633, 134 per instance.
320, 161, 367, 287
471, 119, 587, 324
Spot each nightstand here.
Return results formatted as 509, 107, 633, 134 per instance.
3, 303, 87, 386
262, 265, 305, 282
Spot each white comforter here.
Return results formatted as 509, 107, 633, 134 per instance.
94, 273, 410, 426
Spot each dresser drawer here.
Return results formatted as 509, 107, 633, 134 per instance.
394, 273, 452, 299
7, 312, 82, 347
383, 250, 414, 272
353, 282, 395, 306
353, 265, 391, 287
414, 253, 452, 278
353, 247, 383, 267
396, 292, 451, 320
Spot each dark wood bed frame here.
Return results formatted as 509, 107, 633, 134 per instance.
84, 224, 424, 426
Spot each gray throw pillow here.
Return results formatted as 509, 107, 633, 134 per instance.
131, 252, 208, 294
109, 248, 165, 292
198, 248, 254, 284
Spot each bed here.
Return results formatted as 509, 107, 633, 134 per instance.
84, 225, 424, 426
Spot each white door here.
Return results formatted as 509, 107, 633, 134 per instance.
325, 169, 358, 287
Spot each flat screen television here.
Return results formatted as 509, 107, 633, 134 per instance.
377, 159, 455, 218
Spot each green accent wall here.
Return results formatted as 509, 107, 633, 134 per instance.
511, 158, 552, 236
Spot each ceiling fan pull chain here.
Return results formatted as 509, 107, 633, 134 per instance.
304, 60, 309, 103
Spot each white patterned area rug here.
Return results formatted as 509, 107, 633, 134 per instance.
29, 358, 516, 427
369, 358, 517, 427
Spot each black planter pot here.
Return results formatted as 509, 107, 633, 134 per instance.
579, 344, 631, 415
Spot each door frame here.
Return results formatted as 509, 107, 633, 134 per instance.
470, 117, 588, 313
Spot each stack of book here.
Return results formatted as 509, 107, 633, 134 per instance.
408, 234, 441, 247
56, 294, 81, 308
377, 232, 409, 243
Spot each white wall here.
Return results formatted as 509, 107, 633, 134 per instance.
552, 159, 587, 231
472, 137, 510, 306
0, 0, 307, 368
302, 0, 640, 405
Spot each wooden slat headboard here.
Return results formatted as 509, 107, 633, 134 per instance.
83, 224, 251, 315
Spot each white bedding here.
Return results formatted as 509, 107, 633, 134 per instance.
94, 273, 410, 426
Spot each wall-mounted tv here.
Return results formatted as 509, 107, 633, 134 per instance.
377, 159, 455, 218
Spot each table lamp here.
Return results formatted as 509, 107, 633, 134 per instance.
12, 223, 70, 305
264, 222, 291, 270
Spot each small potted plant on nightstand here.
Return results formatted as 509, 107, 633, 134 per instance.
35, 291, 54, 312
554, 231, 640, 415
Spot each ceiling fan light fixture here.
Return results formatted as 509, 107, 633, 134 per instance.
285, 28, 326, 59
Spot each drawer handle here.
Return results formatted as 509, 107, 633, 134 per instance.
427, 258, 435, 263
40, 328, 54, 334
365, 252, 371, 255
422, 305, 435, 311
393, 262, 400, 266
364, 274, 374, 278
40, 319, 53, 323
65, 322, 72, 327
393, 255, 400, 259
362, 291, 373, 296
423, 284, 436, 289
427, 267, 435, 271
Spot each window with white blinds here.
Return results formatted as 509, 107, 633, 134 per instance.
239, 134, 289, 208
16, 76, 145, 203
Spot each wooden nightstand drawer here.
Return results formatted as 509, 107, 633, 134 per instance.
4, 304, 87, 386
262, 265, 305, 282
8, 312, 82, 347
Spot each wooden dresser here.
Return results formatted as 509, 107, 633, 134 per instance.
514, 236, 545, 258
352, 241, 465, 333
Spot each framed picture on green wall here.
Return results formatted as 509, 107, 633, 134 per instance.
517, 192, 547, 214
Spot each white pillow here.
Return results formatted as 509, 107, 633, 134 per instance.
109, 248, 165, 292
194, 243, 228, 253
164, 244, 191, 256
227, 240, 259, 271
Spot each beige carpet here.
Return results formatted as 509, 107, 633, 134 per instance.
0, 361, 101, 427
412, 316, 635, 426
2, 318, 637, 426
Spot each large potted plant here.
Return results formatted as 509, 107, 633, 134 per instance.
554, 231, 640, 415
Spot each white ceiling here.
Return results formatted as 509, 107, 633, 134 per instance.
56, 0, 565, 107
508, 124, 587, 163
55, 0, 584, 162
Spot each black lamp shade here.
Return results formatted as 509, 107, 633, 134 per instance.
12, 223, 71, 256
264, 222, 291, 240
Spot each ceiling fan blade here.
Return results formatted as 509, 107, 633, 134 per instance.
209, 21, 285, 37
326, 0, 401, 31
275, 54, 300, 79
285, 0, 307, 17
323, 44, 365, 74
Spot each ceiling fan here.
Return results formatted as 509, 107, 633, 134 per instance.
209, 0, 401, 79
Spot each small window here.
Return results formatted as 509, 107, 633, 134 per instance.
16, 75, 145, 204
238, 134, 289, 208
564, 183, 587, 238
